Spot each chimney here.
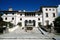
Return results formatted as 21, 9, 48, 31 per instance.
18, 10, 21, 12
9, 8, 13, 11
23, 10, 25, 12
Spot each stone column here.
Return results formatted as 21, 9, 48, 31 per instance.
36, 21, 38, 27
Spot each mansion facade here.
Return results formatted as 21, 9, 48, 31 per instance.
1, 6, 58, 28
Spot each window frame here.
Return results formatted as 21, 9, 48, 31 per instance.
20, 14, 22, 16
5, 17, 7, 20
5, 13, 8, 15
12, 13, 14, 15
38, 13, 40, 16
46, 9, 48, 11
12, 17, 14, 20
53, 13, 55, 17
49, 9, 51, 11
46, 13, 48, 17
20, 18, 22, 20
38, 18, 40, 20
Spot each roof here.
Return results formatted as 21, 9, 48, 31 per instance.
0, 11, 18, 14
0, 11, 18, 12
25, 12, 36, 13
40, 6, 58, 8
17, 11, 42, 14
0, 11, 41, 14
38, 6, 58, 12
0, 6, 58, 14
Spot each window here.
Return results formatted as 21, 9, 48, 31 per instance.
20, 14, 22, 16
38, 22, 41, 26
33, 20, 35, 26
46, 13, 48, 17
25, 20, 28, 26
12, 13, 14, 15
5, 17, 7, 20
12, 17, 14, 20
49, 9, 51, 11
25, 13, 35, 16
53, 9, 55, 11
25, 20, 28, 22
5, 13, 7, 15
46, 20, 49, 25
46, 9, 48, 11
38, 14, 40, 16
38, 18, 40, 20
20, 18, 22, 20
53, 13, 55, 17
29, 20, 31, 23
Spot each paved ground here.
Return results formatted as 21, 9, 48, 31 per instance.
0, 26, 53, 40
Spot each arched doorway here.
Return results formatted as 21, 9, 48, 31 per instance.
25, 20, 28, 26
46, 20, 49, 28
25, 20, 35, 27
24, 20, 36, 30
46, 20, 49, 25
33, 20, 35, 26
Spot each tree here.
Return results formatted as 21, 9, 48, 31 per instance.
0, 14, 14, 33
54, 16, 60, 33
0, 14, 6, 33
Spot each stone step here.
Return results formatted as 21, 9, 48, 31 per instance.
0, 26, 54, 40
0, 38, 53, 40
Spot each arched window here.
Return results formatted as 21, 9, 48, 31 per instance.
38, 18, 40, 20
33, 20, 35, 26
33, 20, 35, 22
5, 17, 7, 20
46, 13, 48, 17
20, 14, 22, 16
20, 18, 22, 20
29, 20, 31, 23
5, 13, 7, 15
46, 9, 48, 11
25, 20, 28, 22
46, 20, 49, 25
49, 9, 51, 11
12, 13, 14, 15
12, 17, 14, 20
25, 20, 28, 26
53, 13, 55, 17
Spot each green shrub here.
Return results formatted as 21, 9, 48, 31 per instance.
7, 22, 14, 28
54, 16, 60, 33
17, 22, 22, 27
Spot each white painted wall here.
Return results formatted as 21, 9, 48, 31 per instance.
1, 7, 58, 27
2, 12, 42, 27
15, 12, 42, 27
1, 13, 16, 25
42, 7, 58, 26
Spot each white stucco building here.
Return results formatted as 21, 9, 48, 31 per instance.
1, 6, 58, 28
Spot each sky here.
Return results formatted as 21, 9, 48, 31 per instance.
0, 0, 60, 11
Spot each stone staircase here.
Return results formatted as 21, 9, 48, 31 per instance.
0, 26, 53, 40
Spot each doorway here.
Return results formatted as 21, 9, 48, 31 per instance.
25, 20, 35, 30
